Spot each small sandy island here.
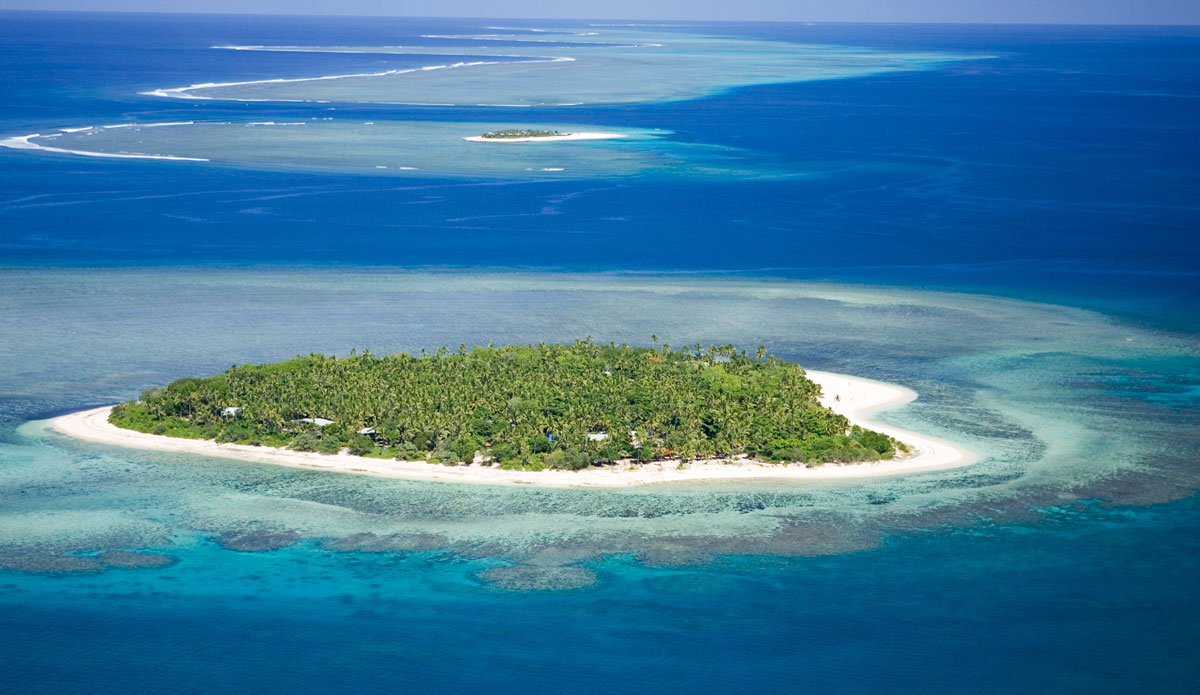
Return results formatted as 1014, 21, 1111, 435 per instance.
462, 132, 626, 143
46, 371, 971, 487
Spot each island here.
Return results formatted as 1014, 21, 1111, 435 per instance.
462, 129, 627, 143
49, 342, 972, 486
480, 129, 566, 139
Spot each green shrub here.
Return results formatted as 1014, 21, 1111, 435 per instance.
290, 433, 320, 452
346, 434, 375, 457
544, 448, 591, 471
394, 442, 422, 461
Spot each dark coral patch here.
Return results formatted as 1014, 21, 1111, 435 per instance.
477, 564, 598, 591
0, 551, 101, 575
320, 532, 448, 553
216, 530, 300, 552
98, 550, 178, 569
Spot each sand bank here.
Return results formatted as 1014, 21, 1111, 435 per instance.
462, 132, 625, 143
47, 371, 972, 487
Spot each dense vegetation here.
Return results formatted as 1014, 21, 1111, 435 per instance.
109, 341, 904, 470
480, 129, 565, 139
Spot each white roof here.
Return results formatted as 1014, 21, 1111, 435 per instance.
295, 417, 334, 427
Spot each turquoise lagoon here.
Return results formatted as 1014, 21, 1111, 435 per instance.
150, 28, 977, 106
1, 268, 1198, 691
3, 269, 1197, 564
10, 121, 778, 179
2, 25, 979, 177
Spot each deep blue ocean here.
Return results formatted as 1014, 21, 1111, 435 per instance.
0, 12, 1198, 693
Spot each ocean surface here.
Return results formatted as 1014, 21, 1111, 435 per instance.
0, 12, 1198, 693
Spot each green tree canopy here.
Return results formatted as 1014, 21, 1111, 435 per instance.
109, 341, 903, 470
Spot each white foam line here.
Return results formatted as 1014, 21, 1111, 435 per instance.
588, 22, 695, 26
142, 56, 574, 101
210, 45, 576, 61
97, 121, 195, 131
485, 26, 548, 32
0, 133, 209, 162
483, 27, 599, 36
213, 44, 420, 53
422, 33, 652, 47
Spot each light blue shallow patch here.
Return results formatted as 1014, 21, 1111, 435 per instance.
1, 269, 1196, 566
148, 28, 983, 106
13, 119, 826, 180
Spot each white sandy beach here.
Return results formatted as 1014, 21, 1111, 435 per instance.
462, 132, 625, 143
47, 371, 971, 487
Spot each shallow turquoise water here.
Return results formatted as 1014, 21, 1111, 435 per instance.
162, 28, 975, 106
2, 269, 1196, 562
1, 269, 1198, 691
18, 120, 780, 180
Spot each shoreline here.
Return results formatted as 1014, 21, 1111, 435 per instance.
44, 371, 972, 487
462, 132, 626, 143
